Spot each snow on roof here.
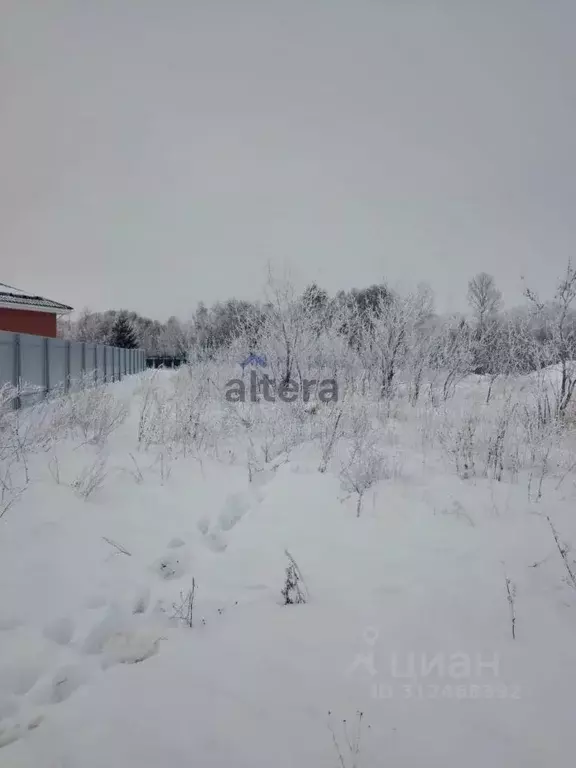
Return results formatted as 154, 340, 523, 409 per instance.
0, 282, 73, 313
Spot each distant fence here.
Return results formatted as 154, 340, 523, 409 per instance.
0, 330, 146, 408
146, 355, 186, 369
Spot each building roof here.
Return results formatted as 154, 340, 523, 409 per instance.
0, 282, 73, 314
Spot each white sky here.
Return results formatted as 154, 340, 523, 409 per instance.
1, 0, 575, 321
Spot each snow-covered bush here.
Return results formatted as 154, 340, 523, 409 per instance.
71, 452, 108, 500
171, 579, 197, 627
340, 442, 389, 518
281, 550, 308, 605
438, 410, 479, 480
136, 366, 212, 455
68, 387, 128, 445
337, 403, 396, 516
317, 406, 345, 473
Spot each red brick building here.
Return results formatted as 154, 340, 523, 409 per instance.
0, 283, 73, 338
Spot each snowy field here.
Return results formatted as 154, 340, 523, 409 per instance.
1, 366, 576, 767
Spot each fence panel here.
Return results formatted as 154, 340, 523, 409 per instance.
69, 340, 84, 389
105, 347, 114, 382
0, 331, 15, 391
96, 344, 105, 383
19, 333, 45, 405
0, 331, 145, 406
47, 338, 67, 394
85, 343, 97, 382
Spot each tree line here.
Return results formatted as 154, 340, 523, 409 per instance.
61, 264, 576, 415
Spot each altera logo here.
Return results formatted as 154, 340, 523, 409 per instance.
240, 353, 267, 371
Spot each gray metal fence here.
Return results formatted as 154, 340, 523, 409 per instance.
0, 330, 146, 407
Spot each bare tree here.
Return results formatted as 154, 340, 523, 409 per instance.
524, 262, 576, 417
467, 273, 502, 332
261, 270, 319, 388
158, 316, 192, 358
434, 317, 475, 400
357, 286, 433, 400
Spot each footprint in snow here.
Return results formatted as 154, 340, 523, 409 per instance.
0, 693, 18, 721
202, 530, 227, 553
100, 630, 161, 669
30, 664, 90, 706
132, 586, 151, 615
43, 616, 74, 646
84, 595, 107, 610
0, 715, 44, 749
0, 617, 22, 632
0, 659, 44, 697
217, 492, 251, 532
81, 604, 128, 655
153, 552, 189, 580
197, 517, 210, 536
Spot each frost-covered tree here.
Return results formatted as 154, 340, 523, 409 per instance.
73, 308, 106, 342
467, 273, 502, 332
355, 285, 434, 399
524, 262, 576, 417
432, 317, 476, 400
190, 299, 264, 356
260, 273, 311, 387
158, 316, 192, 358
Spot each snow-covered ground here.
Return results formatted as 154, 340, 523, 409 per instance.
1, 369, 576, 767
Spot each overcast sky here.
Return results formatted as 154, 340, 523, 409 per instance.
1, 0, 575, 321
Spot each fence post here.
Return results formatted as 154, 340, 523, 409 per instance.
12, 334, 21, 410
81, 342, 86, 379
93, 345, 98, 384
43, 337, 50, 398
65, 340, 71, 393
